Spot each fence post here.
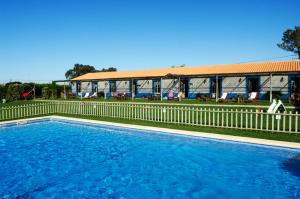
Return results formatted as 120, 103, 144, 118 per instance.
245, 109, 248, 129
277, 111, 280, 132
260, 110, 263, 130
295, 111, 298, 133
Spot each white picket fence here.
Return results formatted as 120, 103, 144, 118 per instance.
0, 101, 299, 133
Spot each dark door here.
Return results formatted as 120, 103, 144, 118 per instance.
109, 81, 117, 93
132, 80, 138, 95
153, 80, 161, 95
77, 82, 81, 93
248, 77, 259, 93
210, 78, 222, 98
92, 82, 98, 93
291, 76, 300, 96
180, 79, 189, 98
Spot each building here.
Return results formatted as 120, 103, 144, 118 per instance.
70, 60, 300, 101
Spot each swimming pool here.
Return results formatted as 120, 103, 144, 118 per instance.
0, 118, 299, 198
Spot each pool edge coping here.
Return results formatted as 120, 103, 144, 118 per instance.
1, 116, 300, 150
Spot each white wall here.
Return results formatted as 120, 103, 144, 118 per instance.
71, 82, 77, 93
189, 78, 210, 94
260, 75, 288, 94
137, 80, 152, 94
161, 78, 179, 93
116, 81, 130, 93
222, 76, 246, 94
98, 81, 109, 93
80, 82, 91, 93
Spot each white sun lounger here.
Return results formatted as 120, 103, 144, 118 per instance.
83, 92, 90, 98
217, 92, 228, 102
90, 92, 97, 98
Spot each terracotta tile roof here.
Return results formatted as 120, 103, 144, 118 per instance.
72, 60, 300, 81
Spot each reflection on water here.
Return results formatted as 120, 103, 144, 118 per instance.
281, 155, 300, 178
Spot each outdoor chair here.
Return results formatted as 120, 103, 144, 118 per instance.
148, 94, 161, 100
120, 93, 128, 100
232, 94, 245, 103
90, 92, 97, 98
200, 94, 209, 102
289, 93, 300, 106
114, 92, 128, 100
167, 91, 174, 100
147, 94, 154, 100
112, 92, 119, 100
177, 92, 185, 101
67, 93, 76, 99
83, 92, 90, 98
244, 92, 258, 103
217, 92, 228, 102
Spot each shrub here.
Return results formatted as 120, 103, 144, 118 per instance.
0, 84, 7, 100
264, 91, 283, 100
5, 84, 24, 101
97, 91, 105, 98
273, 91, 282, 100
42, 87, 50, 99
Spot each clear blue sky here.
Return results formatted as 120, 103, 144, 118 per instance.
0, 0, 299, 83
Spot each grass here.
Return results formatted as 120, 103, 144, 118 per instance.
37, 97, 279, 105
40, 97, 300, 110
93, 98, 275, 105
56, 113, 300, 143
3, 97, 296, 110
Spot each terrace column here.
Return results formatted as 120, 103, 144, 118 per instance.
270, 73, 272, 103
76, 81, 78, 95
215, 75, 219, 102
33, 84, 36, 99
64, 82, 66, 100
160, 77, 163, 101
178, 76, 181, 101
131, 79, 134, 100
104, 81, 107, 100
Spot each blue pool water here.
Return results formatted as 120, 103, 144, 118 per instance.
0, 119, 299, 198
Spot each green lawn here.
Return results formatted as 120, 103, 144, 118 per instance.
52, 97, 277, 105
36, 97, 299, 109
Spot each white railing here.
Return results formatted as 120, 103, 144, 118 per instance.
0, 102, 57, 121
0, 101, 299, 133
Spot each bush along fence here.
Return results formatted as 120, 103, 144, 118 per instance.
0, 101, 299, 133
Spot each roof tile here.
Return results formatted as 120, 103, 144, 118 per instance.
72, 60, 300, 81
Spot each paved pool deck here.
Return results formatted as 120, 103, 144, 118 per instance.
1, 115, 300, 150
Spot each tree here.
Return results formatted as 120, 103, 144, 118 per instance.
99, 67, 117, 72
277, 26, 300, 59
171, 64, 186, 68
0, 84, 7, 100
65, 64, 117, 79
65, 64, 98, 79
5, 84, 24, 101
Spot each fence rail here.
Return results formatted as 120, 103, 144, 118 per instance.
0, 101, 299, 133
